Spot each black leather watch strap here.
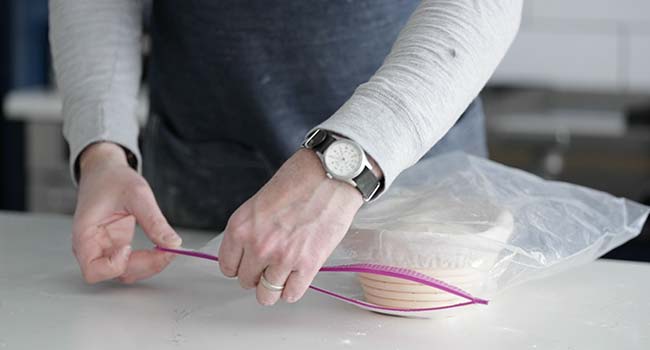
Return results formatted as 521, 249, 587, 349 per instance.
303, 129, 336, 153
312, 133, 336, 154
353, 167, 381, 201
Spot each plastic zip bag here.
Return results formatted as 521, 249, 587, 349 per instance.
163, 152, 649, 318
158, 245, 489, 317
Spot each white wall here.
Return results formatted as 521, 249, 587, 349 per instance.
490, 0, 650, 92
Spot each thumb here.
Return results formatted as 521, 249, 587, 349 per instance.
127, 185, 183, 248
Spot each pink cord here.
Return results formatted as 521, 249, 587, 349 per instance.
156, 246, 489, 313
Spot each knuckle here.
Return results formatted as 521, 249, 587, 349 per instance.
152, 259, 168, 274
282, 288, 304, 303
230, 227, 247, 241
296, 255, 318, 272
219, 264, 237, 277
226, 207, 249, 231
226, 220, 249, 241
273, 251, 293, 267
250, 239, 273, 259
71, 224, 85, 238
82, 270, 99, 284
147, 213, 167, 232
129, 181, 151, 200
227, 208, 245, 227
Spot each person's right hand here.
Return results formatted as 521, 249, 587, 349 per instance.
72, 142, 182, 284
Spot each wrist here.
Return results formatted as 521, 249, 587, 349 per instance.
301, 128, 384, 202
79, 142, 129, 178
297, 148, 364, 205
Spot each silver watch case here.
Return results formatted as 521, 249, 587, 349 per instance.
318, 137, 373, 187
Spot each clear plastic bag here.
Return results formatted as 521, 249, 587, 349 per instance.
164, 152, 649, 318
320, 152, 649, 316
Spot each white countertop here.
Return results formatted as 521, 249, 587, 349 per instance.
0, 211, 649, 349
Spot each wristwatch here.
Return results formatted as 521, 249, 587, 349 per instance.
302, 128, 382, 202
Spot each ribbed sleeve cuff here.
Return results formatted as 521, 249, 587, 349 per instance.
64, 101, 142, 186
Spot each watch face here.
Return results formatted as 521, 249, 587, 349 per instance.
323, 140, 364, 179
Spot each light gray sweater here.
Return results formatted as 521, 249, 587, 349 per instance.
50, 0, 522, 192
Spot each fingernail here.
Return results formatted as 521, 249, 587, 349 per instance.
286, 296, 297, 303
221, 271, 238, 279
163, 233, 182, 246
122, 245, 132, 257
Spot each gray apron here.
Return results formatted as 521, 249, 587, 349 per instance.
143, 0, 487, 230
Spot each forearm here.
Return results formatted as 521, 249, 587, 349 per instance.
319, 0, 523, 191
49, 0, 143, 184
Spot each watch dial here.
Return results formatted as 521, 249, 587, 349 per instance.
324, 141, 363, 178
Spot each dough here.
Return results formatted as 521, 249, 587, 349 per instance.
347, 198, 514, 309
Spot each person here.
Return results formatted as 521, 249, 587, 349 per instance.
49, 0, 522, 306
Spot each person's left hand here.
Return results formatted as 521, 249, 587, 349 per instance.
218, 148, 368, 305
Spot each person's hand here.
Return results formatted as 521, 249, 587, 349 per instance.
72, 142, 182, 284
218, 148, 379, 305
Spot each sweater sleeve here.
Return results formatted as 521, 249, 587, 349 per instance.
317, 0, 522, 193
49, 0, 143, 185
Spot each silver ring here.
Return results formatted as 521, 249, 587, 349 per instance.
260, 271, 285, 292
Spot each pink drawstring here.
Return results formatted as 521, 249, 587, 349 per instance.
156, 246, 488, 313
